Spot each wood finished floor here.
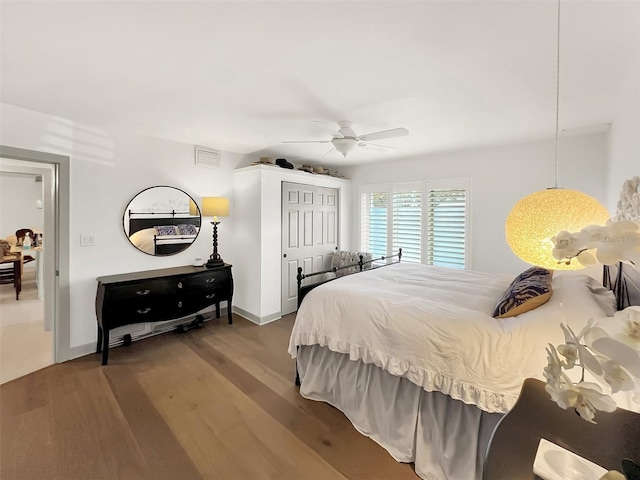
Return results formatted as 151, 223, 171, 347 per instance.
0, 313, 418, 480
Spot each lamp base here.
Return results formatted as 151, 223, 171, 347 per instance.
206, 257, 225, 268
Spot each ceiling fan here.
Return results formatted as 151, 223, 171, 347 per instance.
282, 121, 409, 157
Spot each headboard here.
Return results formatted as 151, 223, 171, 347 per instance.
604, 262, 640, 310
128, 215, 201, 236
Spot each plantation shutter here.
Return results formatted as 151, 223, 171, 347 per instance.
426, 180, 469, 269
360, 188, 388, 259
392, 186, 421, 263
360, 178, 469, 269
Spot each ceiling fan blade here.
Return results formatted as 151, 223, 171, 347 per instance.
358, 127, 409, 142
312, 120, 344, 138
323, 147, 336, 156
359, 142, 396, 152
282, 140, 332, 144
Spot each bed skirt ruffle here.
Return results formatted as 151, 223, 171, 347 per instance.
290, 331, 517, 414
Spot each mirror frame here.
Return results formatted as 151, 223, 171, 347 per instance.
123, 185, 201, 257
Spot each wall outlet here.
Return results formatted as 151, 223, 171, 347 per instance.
80, 234, 97, 246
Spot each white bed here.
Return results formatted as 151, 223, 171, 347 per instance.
289, 263, 618, 480
129, 227, 197, 255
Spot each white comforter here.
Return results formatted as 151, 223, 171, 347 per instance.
289, 263, 616, 413
129, 228, 196, 255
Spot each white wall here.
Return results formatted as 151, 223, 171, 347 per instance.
0, 173, 43, 238
606, 55, 640, 212
343, 133, 609, 275
0, 103, 249, 357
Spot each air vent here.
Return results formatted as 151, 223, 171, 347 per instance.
195, 145, 220, 168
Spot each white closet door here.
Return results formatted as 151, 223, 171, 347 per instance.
281, 182, 338, 315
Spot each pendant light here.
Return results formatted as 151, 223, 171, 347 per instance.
505, 0, 609, 270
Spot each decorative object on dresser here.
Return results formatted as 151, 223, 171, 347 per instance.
201, 196, 229, 268
95, 264, 233, 365
123, 186, 201, 256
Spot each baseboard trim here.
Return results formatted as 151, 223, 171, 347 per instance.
232, 307, 281, 325
61, 307, 229, 363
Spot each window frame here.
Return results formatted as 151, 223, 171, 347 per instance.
358, 178, 471, 269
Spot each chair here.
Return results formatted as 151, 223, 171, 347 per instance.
15, 228, 35, 265
483, 378, 640, 479
0, 239, 22, 300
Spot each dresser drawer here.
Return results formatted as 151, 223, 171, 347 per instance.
187, 287, 228, 306
106, 298, 175, 327
183, 269, 230, 289
107, 279, 175, 300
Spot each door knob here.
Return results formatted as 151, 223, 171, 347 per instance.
283, 254, 287, 258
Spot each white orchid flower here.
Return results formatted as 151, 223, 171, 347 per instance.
600, 358, 635, 393
592, 233, 640, 265
576, 249, 597, 266
552, 230, 587, 262
552, 220, 640, 265
546, 381, 617, 423
586, 318, 640, 379
560, 323, 602, 375
609, 307, 640, 350
544, 344, 565, 385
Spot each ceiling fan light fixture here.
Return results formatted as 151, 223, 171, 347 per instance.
333, 137, 356, 157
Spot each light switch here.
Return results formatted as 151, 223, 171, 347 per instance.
80, 234, 96, 246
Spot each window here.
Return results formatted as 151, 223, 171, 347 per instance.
360, 188, 388, 259
392, 186, 422, 263
359, 178, 469, 268
426, 180, 468, 268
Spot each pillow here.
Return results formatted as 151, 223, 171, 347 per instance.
177, 224, 198, 236
492, 267, 553, 319
155, 225, 178, 236
331, 251, 361, 278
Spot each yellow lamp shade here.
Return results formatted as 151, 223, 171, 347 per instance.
189, 198, 199, 216
505, 188, 610, 270
202, 197, 229, 219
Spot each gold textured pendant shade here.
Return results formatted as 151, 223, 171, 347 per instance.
505, 188, 609, 270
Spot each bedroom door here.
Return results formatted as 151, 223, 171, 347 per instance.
281, 182, 338, 316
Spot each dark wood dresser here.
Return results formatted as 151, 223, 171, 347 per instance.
95, 264, 233, 365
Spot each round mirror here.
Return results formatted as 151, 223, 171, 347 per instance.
123, 186, 201, 256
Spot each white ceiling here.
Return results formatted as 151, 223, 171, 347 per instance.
1, 1, 639, 166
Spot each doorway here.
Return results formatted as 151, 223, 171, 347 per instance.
281, 182, 339, 315
0, 145, 70, 383
0, 163, 54, 382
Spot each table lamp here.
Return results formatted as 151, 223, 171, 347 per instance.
202, 197, 229, 268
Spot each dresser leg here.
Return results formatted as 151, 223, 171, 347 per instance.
215, 302, 221, 318
101, 330, 109, 365
96, 326, 103, 353
227, 299, 233, 324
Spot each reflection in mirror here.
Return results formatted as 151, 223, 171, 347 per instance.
123, 186, 201, 256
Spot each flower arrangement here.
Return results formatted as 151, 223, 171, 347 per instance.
548, 216, 640, 478
551, 220, 640, 267
547, 218, 640, 423
543, 307, 640, 423
544, 180, 640, 478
